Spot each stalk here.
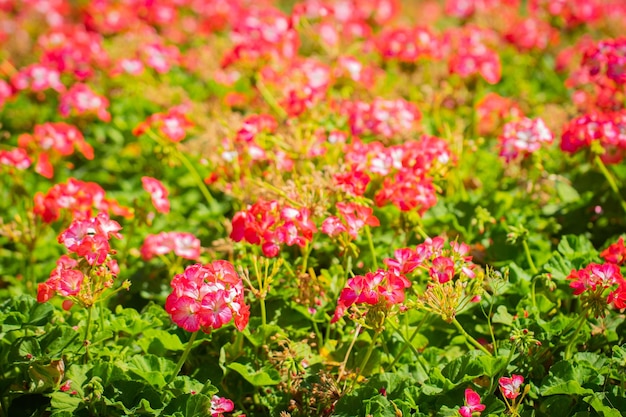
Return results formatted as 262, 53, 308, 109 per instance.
522, 240, 538, 275
563, 314, 587, 360
365, 225, 378, 269
83, 305, 94, 363
169, 331, 199, 385
594, 155, 626, 215
452, 318, 492, 356
347, 328, 382, 393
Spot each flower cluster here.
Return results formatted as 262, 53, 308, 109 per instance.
17, 122, 94, 178
33, 178, 132, 223
339, 135, 451, 214
321, 201, 380, 239
142, 176, 171, 214
11, 63, 65, 93
141, 232, 201, 261
566, 262, 626, 316
165, 262, 250, 333
133, 106, 193, 143
498, 117, 554, 162
331, 268, 411, 323
374, 26, 440, 62
339, 97, 421, 139
499, 374, 524, 399
566, 37, 626, 111
58, 83, 111, 122
560, 109, 626, 164
37, 213, 125, 309
459, 388, 485, 417
0, 148, 31, 170
444, 26, 502, 84
476, 93, 524, 136
503, 16, 559, 52
230, 200, 316, 258
392, 237, 480, 322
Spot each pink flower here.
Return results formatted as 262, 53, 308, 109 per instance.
141, 232, 201, 261
58, 83, 110, 122
210, 395, 234, 417
165, 262, 249, 333
600, 237, 626, 265
499, 374, 524, 399
499, 117, 553, 162
142, 177, 170, 213
459, 388, 486, 417
133, 107, 193, 142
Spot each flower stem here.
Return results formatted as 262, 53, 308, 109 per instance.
522, 240, 538, 275
337, 324, 362, 387
83, 305, 94, 363
169, 331, 199, 385
563, 314, 587, 360
365, 225, 378, 269
175, 149, 217, 210
595, 155, 626, 215
347, 328, 382, 393
452, 318, 492, 356
387, 314, 430, 369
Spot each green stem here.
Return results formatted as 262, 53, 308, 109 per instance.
563, 314, 587, 360
365, 225, 378, 269
452, 318, 492, 356
337, 324, 362, 386
522, 240, 538, 275
255, 77, 288, 121
347, 329, 382, 393
83, 305, 94, 363
175, 149, 216, 209
594, 155, 626, 215
169, 331, 199, 385
388, 314, 430, 369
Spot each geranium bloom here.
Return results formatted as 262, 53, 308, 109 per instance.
58, 83, 111, 122
33, 178, 132, 223
230, 200, 316, 258
141, 232, 201, 261
165, 262, 249, 333
18, 122, 93, 178
11, 63, 65, 93
142, 176, 170, 213
459, 388, 486, 417
499, 374, 524, 399
0, 148, 32, 170
331, 268, 411, 323
210, 395, 234, 417
58, 213, 122, 265
133, 107, 193, 142
600, 237, 626, 265
499, 117, 553, 161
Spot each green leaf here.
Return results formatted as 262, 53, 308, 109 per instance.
492, 305, 514, 326
583, 392, 622, 417
161, 393, 213, 417
242, 323, 284, 348
125, 354, 176, 389
27, 302, 54, 326
137, 329, 185, 354
227, 362, 281, 386
539, 361, 596, 396
50, 392, 83, 414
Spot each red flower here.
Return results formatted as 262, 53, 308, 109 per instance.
165, 262, 249, 333
459, 388, 486, 417
600, 237, 626, 265
58, 83, 110, 122
142, 176, 170, 214
499, 374, 524, 399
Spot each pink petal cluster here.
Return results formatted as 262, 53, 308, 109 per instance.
459, 388, 486, 417
600, 237, 626, 265
210, 395, 234, 417
141, 232, 201, 261
331, 268, 412, 323
321, 202, 380, 239
567, 262, 626, 310
339, 97, 421, 139
133, 106, 193, 143
498, 117, 553, 162
17, 122, 94, 178
11, 63, 65, 93
38, 213, 122, 307
445, 26, 502, 84
499, 374, 525, 399
141, 176, 170, 214
33, 178, 132, 223
58, 83, 111, 122
165, 262, 249, 333
0, 148, 32, 170
230, 200, 317, 258
561, 109, 626, 164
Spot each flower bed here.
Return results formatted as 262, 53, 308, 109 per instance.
1, 1, 626, 416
